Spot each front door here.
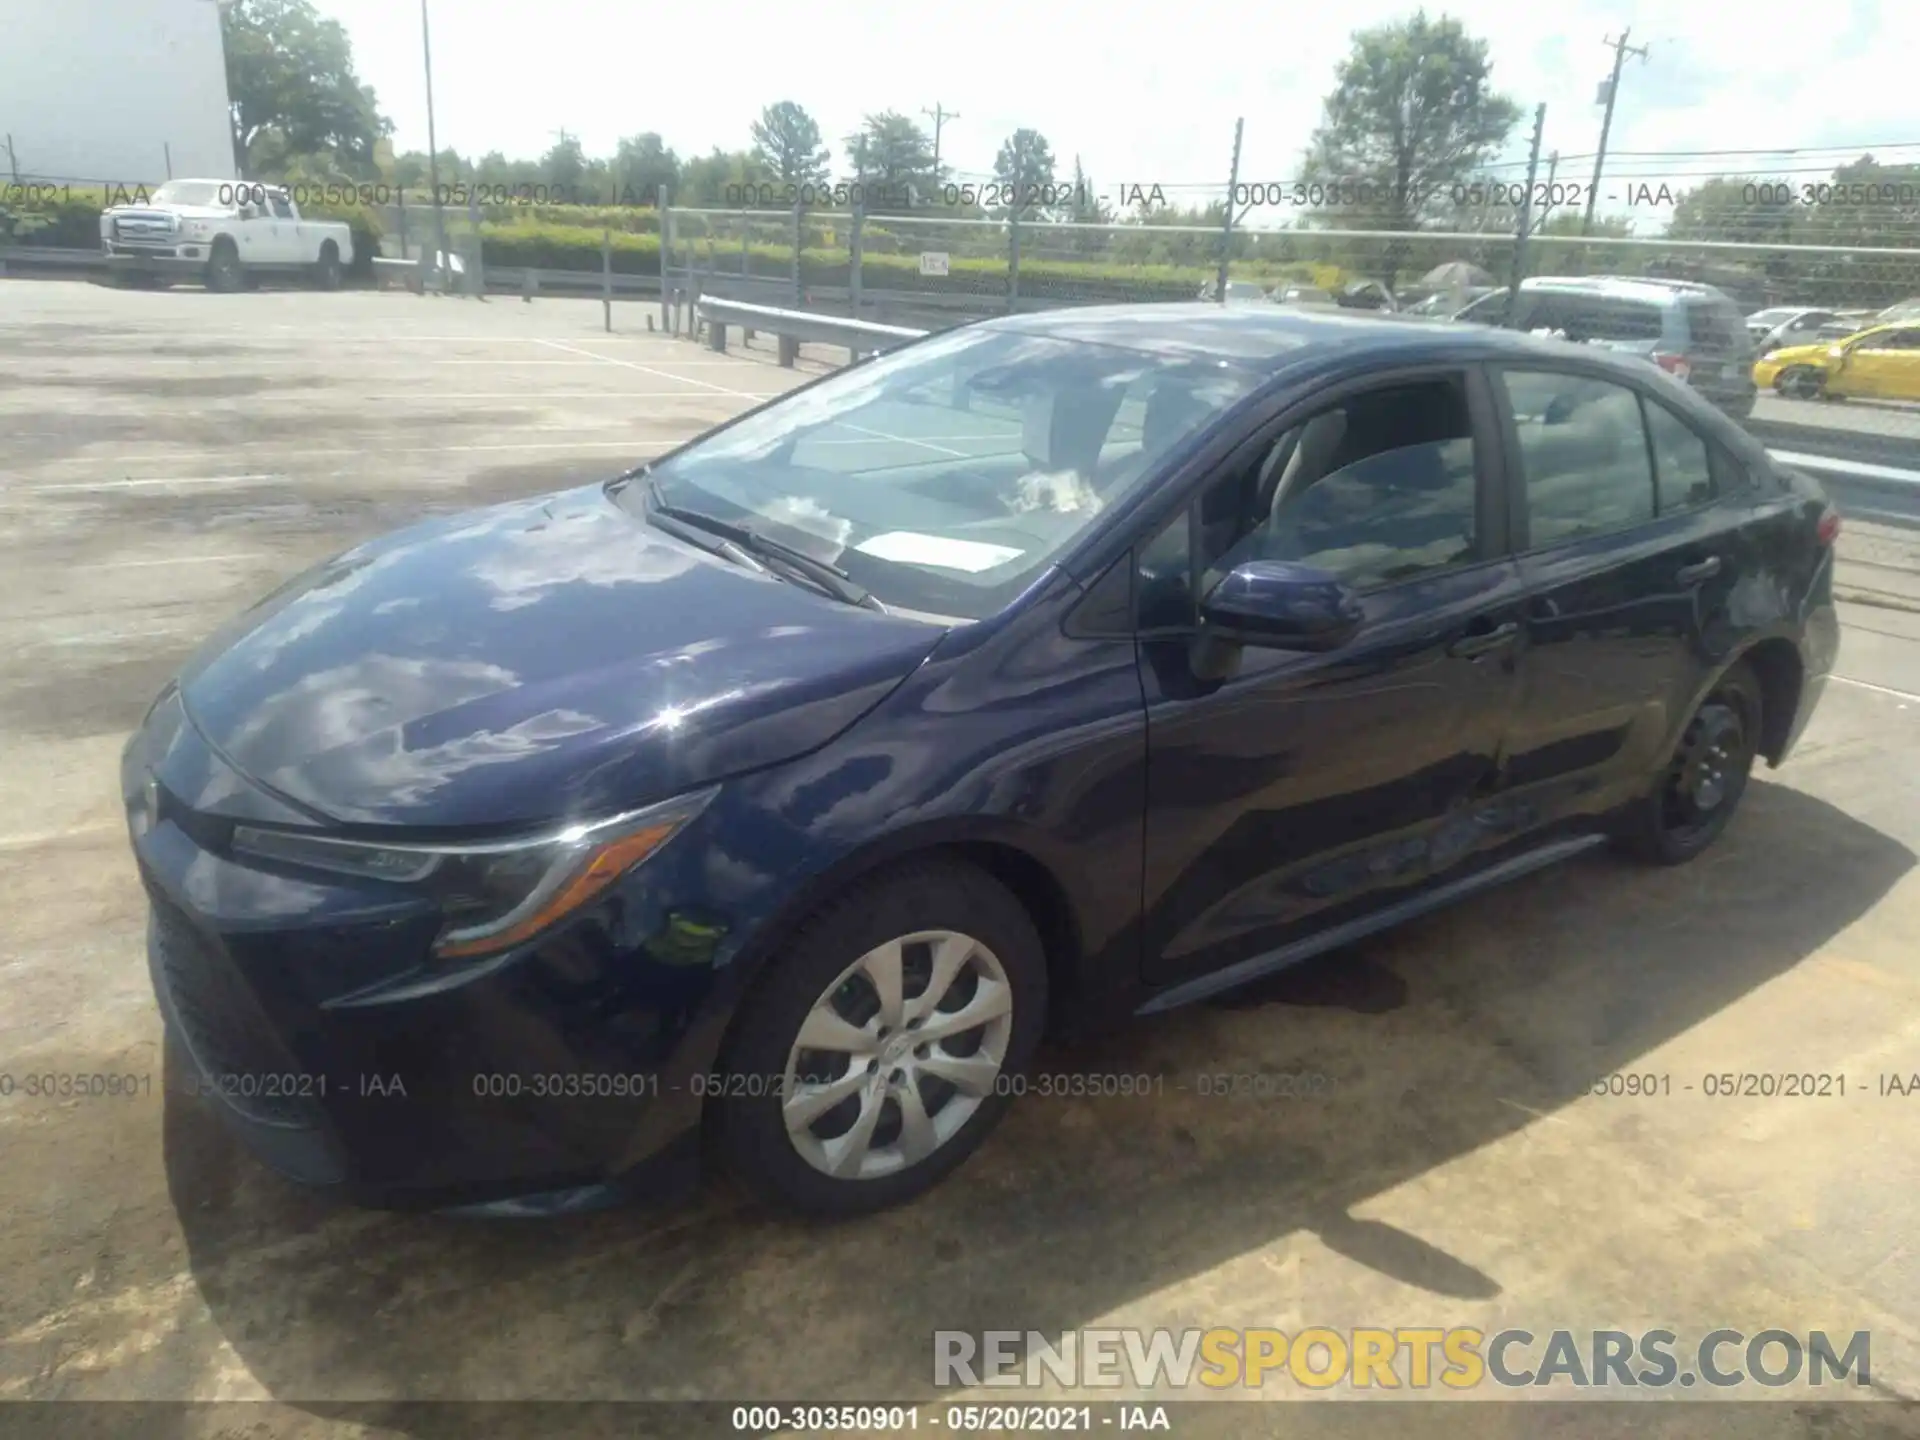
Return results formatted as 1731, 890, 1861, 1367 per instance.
1836, 326, 1920, 400
1137, 369, 1526, 988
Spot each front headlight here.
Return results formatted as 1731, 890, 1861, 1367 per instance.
231, 789, 714, 960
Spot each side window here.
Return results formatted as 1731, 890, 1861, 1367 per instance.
270, 195, 294, 220
1502, 370, 1655, 548
1683, 302, 1744, 352
1641, 400, 1715, 512
1213, 378, 1479, 592
1131, 376, 1481, 621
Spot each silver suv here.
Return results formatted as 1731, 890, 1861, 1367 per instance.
1454, 276, 1758, 420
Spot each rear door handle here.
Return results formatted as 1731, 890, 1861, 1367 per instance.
1448, 620, 1520, 658
1675, 556, 1722, 587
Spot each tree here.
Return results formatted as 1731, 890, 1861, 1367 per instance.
1300, 10, 1520, 283
750, 102, 830, 186
614, 133, 681, 204
542, 132, 588, 196
845, 112, 940, 211
992, 128, 1058, 218
222, 0, 391, 178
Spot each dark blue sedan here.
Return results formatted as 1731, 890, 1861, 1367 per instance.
123, 305, 1841, 1218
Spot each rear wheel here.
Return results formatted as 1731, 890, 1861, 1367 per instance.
1617, 660, 1762, 866
205, 238, 244, 293
712, 860, 1046, 1217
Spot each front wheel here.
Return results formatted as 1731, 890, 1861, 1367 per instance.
712, 860, 1046, 1217
1774, 366, 1824, 400
1617, 660, 1762, 866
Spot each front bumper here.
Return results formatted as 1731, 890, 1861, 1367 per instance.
105, 244, 211, 277
123, 701, 730, 1210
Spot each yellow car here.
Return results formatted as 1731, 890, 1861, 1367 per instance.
1754, 321, 1920, 401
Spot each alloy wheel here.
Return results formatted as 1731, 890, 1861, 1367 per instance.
1659, 694, 1752, 845
781, 929, 1013, 1181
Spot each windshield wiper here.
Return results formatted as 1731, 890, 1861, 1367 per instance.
640, 476, 883, 612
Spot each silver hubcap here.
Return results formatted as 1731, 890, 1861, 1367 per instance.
782, 930, 1013, 1181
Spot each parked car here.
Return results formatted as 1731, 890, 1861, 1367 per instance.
1454, 276, 1758, 420
1754, 321, 1920, 402
1200, 280, 1273, 305
1746, 307, 1842, 355
125, 306, 1839, 1219
99, 179, 353, 292
1875, 298, 1920, 325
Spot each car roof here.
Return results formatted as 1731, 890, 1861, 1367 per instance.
978, 302, 1682, 377
1516, 275, 1726, 305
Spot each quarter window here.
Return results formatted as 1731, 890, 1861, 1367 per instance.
1502, 371, 1656, 547
1641, 400, 1715, 512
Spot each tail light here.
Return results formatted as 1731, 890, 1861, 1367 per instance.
1652, 352, 1692, 380
1816, 505, 1841, 547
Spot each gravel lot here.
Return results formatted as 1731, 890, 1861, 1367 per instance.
4, 283, 1920, 1439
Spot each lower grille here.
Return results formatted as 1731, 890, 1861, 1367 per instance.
149, 895, 325, 1131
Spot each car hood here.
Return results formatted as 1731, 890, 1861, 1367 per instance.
1762, 339, 1838, 366
176, 485, 946, 829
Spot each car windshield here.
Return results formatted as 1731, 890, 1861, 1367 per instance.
1749, 308, 1799, 325
150, 181, 227, 208
623, 326, 1264, 621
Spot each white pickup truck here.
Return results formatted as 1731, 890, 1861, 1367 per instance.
100, 179, 354, 292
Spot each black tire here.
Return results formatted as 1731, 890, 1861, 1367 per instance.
1617, 659, 1763, 866
711, 859, 1047, 1218
205, 238, 244, 293
311, 241, 342, 291
1774, 366, 1822, 400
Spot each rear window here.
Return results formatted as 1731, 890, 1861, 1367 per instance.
1682, 301, 1746, 351
1520, 293, 1664, 343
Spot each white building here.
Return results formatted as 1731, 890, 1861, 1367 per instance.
2, 0, 235, 186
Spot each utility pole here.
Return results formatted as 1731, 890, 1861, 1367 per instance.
1506, 104, 1547, 324
420, 0, 451, 293
1582, 29, 1649, 237
922, 104, 959, 176
1215, 117, 1244, 305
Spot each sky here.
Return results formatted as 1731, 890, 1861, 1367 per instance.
313, 0, 1914, 226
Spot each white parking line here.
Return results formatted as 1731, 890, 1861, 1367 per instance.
0, 823, 121, 851
1831, 674, 1920, 703
834, 423, 970, 458
532, 338, 763, 397
94, 553, 270, 568
15, 438, 681, 489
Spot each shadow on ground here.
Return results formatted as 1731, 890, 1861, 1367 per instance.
116, 781, 1920, 1434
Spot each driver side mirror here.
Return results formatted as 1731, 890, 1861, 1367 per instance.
237, 202, 257, 219
1197, 560, 1364, 662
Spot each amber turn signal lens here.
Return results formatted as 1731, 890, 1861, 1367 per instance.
431, 822, 680, 960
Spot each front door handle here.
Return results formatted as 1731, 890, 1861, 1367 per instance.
1675, 556, 1722, 587
1448, 620, 1520, 658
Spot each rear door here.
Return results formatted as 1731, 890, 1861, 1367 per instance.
1679, 297, 1756, 411
1493, 363, 1757, 826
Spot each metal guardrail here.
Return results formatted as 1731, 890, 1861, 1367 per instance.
696, 295, 927, 366
0, 244, 106, 275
